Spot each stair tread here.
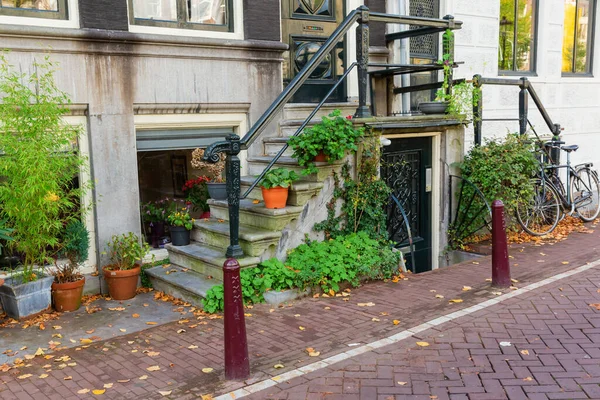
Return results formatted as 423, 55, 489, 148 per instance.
144, 264, 220, 297
208, 198, 304, 215
247, 156, 299, 165
263, 137, 291, 143
284, 102, 357, 109
166, 242, 260, 267
240, 175, 324, 191
194, 218, 282, 241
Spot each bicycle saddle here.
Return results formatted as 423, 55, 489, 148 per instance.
561, 144, 579, 152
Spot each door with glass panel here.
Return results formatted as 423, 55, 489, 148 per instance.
130, 0, 232, 32
281, 0, 346, 103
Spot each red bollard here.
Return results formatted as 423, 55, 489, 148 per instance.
223, 258, 250, 380
491, 200, 511, 287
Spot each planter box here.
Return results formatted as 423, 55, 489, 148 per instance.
0, 275, 54, 319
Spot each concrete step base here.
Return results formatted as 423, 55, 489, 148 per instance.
240, 175, 324, 206
144, 264, 220, 307
282, 102, 358, 120
247, 156, 343, 182
208, 198, 304, 231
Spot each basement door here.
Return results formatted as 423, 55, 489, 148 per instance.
281, 0, 346, 103
382, 137, 432, 273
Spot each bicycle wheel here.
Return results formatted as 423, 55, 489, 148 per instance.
516, 178, 561, 236
571, 167, 600, 222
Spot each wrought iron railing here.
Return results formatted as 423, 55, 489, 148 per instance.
202, 6, 462, 258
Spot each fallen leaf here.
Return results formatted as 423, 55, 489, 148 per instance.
357, 302, 375, 307
201, 395, 214, 400
324, 307, 330, 310
371, 318, 380, 322
398, 381, 407, 386
177, 329, 186, 334
63, 376, 72, 380
561, 261, 569, 265
523, 376, 533, 381
146, 322, 158, 325
499, 341, 511, 347
103, 383, 113, 389
202, 368, 214, 373
146, 351, 160, 357
435, 294, 444, 299
393, 320, 400, 325
520, 350, 530, 355
430, 396, 438, 399
119, 329, 127, 332
298, 326, 305, 331
80, 338, 93, 345
217, 219, 225, 223
39, 374, 48, 378
244, 313, 252, 317
132, 314, 140, 318
472, 261, 479, 265
492, 292, 502, 296
139, 375, 148, 380
511, 279, 519, 283
39, 323, 45, 330
24, 354, 35, 360
159, 390, 172, 397
589, 303, 600, 310
273, 364, 284, 369
252, 200, 260, 204
510, 286, 518, 290
52, 333, 62, 339
449, 299, 463, 303
188, 345, 199, 349
485, 278, 492, 282
147, 366, 161, 372
78, 389, 90, 394
117, 379, 130, 383
17, 374, 32, 379
462, 286, 472, 291
92, 389, 106, 395
108, 307, 125, 312
53, 325, 62, 330
416, 342, 430, 347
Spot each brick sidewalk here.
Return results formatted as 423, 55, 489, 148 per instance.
0, 226, 599, 399
250, 261, 600, 400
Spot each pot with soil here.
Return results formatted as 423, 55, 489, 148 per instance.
103, 264, 141, 300
259, 168, 299, 210
206, 182, 227, 200
102, 232, 150, 301
52, 277, 85, 312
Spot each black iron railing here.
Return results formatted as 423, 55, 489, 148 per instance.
202, 6, 462, 258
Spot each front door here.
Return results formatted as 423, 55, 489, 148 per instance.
281, 0, 346, 103
382, 137, 432, 273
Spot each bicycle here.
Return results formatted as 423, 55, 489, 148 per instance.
516, 140, 600, 236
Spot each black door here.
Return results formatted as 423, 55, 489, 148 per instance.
281, 0, 346, 103
382, 137, 432, 273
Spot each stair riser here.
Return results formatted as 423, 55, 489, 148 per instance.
191, 228, 280, 258
283, 105, 358, 120
169, 251, 224, 280
147, 276, 207, 308
248, 162, 339, 182
264, 142, 293, 157
240, 183, 323, 206
209, 203, 299, 231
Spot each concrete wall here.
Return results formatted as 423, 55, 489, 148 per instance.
449, 0, 600, 168
0, 26, 285, 268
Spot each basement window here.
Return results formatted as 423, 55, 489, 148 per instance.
0, 0, 68, 19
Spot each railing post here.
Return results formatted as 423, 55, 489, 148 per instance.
354, 5, 371, 118
225, 134, 243, 258
472, 74, 482, 146
519, 77, 528, 135
491, 200, 511, 288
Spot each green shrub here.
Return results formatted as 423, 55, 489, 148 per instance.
288, 231, 400, 293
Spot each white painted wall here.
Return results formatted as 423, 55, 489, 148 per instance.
450, 0, 600, 167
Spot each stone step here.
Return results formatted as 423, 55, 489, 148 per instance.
278, 118, 320, 137
165, 241, 260, 280
240, 175, 324, 206
282, 102, 358, 120
144, 264, 220, 307
263, 136, 293, 157
191, 218, 282, 258
247, 156, 343, 182
208, 198, 304, 230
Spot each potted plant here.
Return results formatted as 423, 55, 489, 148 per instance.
167, 204, 195, 246
191, 148, 227, 200
259, 168, 299, 209
182, 176, 211, 218
0, 56, 91, 319
103, 232, 150, 300
50, 220, 89, 312
288, 109, 364, 174
141, 199, 169, 248
419, 29, 454, 114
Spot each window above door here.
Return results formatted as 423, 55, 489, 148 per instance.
562, 0, 596, 75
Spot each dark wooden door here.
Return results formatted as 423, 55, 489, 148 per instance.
382, 137, 432, 273
281, 0, 346, 103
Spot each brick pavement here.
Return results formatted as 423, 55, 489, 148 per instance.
251, 263, 600, 400
0, 226, 599, 399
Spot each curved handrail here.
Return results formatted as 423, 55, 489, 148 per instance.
239, 8, 361, 150
389, 194, 416, 273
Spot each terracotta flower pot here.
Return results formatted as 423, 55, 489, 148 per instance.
313, 151, 328, 162
52, 277, 85, 312
103, 265, 141, 300
261, 186, 289, 209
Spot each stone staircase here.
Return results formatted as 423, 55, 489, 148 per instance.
146, 103, 357, 306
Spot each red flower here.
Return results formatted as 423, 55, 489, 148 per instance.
346, 115, 353, 120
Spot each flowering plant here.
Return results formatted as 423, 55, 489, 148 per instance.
167, 205, 195, 230
191, 148, 226, 183
141, 199, 169, 223
182, 176, 211, 212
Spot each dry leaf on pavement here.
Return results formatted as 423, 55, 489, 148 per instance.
416, 342, 430, 347
202, 368, 214, 373
274, 364, 284, 369
449, 299, 463, 303
159, 391, 172, 397
77, 389, 90, 394
132, 314, 140, 318
92, 389, 106, 395
462, 286, 472, 291
435, 294, 444, 299
357, 302, 375, 307
139, 375, 148, 380
393, 320, 400, 325
520, 350, 530, 355
147, 365, 161, 372
305, 347, 320, 357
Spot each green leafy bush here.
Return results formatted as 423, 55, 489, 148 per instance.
203, 284, 224, 314
51, 220, 90, 283
288, 110, 364, 174
288, 231, 400, 293
0, 219, 13, 256
260, 168, 299, 189
0, 55, 91, 282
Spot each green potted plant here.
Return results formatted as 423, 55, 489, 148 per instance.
103, 232, 150, 300
141, 199, 169, 248
259, 168, 299, 209
50, 220, 89, 312
167, 204, 195, 246
191, 148, 227, 200
182, 176, 211, 218
288, 109, 364, 174
0, 56, 91, 319
419, 29, 454, 114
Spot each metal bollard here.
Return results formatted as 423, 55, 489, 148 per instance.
223, 258, 250, 380
491, 200, 511, 287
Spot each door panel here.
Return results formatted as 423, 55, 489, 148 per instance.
382, 137, 432, 273
281, 0, 346, 103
